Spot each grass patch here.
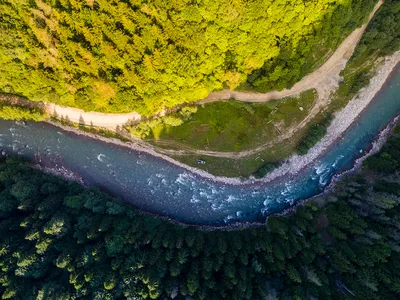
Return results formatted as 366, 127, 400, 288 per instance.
145, 89, 316, 152
168, 113, 328, 178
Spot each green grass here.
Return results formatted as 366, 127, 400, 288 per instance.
148, 89, 317, 152
169, 112, 328, 178
159, 50, 376, 178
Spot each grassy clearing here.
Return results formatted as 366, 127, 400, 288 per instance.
146, 89, 317, 152
169, 113, 329, 177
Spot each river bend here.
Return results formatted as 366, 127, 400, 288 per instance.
0, 68, 400, 225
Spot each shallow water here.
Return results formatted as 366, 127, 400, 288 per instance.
1, 67, 400, 225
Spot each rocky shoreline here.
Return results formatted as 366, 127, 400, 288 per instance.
37, 115, 400, 231
272, 114, 400, 218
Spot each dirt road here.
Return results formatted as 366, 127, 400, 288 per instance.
145, 51, 400, 160
147, 0, 384, 158
46, 103, 141, 129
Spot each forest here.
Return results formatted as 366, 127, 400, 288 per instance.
1, 125, 400, 299
354, 0, 400, 59
0, 0, 377, 115
1, 1, 400, 298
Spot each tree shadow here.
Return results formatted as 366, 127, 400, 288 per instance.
0, 92, 47, 111
125, 118, 141, 126
60, 115, 72, 126
52, 109, 58, 119
78, 115, 86, 130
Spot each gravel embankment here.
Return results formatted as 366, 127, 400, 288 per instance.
260, 52, 400, 184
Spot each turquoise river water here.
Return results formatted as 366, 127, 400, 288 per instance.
0, 67, 400, 225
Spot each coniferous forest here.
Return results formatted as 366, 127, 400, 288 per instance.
1, 0, 377, 114
1, 126, 400, 299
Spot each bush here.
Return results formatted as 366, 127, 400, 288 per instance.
254, 162, 281, 178
296, 116, 332, 155
128, 106, 199, 139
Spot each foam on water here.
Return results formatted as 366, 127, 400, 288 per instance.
332, 155, 344, 168
226, 195, 238, 203
319, 168, 331, 186
190, 195, 201, 203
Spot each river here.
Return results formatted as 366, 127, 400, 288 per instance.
1, 67, 400, 225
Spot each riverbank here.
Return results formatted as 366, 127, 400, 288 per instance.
30, 112, 400, 230
272, 114, 400, 219
45, 52, 400, 187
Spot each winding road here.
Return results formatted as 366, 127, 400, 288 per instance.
40, 1, 382, 130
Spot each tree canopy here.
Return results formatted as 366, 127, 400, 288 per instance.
354, 0, 400, 58
0, 0, 376, 115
